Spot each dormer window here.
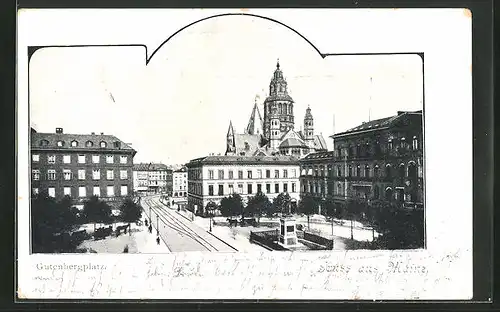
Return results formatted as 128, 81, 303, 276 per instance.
71, 140, 78, 147
57, 140, 65, 147
113, 141, 121, 148
39, 139, 49, 147
100, 141, 107, 148
85, 140, 93, 147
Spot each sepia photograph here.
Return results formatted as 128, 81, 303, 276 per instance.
17, 8, 473, 300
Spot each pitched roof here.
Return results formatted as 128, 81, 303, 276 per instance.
331, 110, 422, 138
187, 154, 300, 166
301, 150, 335, 161
133, 163, 170, 171
233, 133, 265, 156
245, 103, 264, 135
313, 135, 328, 150
279, 137, 308, 148
31, 131, 135, 153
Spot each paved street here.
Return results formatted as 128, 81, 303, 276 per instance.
140, 195, 237, 252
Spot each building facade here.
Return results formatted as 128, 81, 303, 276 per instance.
225, 61, 327, 158
172, 167, 187, 198
300, 110, 424, 209
186, 155, 301, 215
31, 127, 136, 208
132, 163, 172, 194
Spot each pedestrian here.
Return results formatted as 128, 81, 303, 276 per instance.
148, 224, 152, 233
156, 236, 160, 245
145, 219, 148, 227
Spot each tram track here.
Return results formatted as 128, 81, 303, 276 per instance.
143, 197, 219, 252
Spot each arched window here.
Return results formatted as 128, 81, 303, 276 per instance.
57, 140, 65, 147
39, 139, 49, 147
71, 140, 78, 147
387, 138, 393, 150
100, 141, 107, 148
373, 185, 380, 199
337, 166, 341, 177
399, 163, 405, 179
85, 140, 93, 147
348, 165, 353, 177
356, 165, 361, 177
385, 164, 392, 179
385, 187, 393, 201
400, 137, 407, 149
408, 161, 417, 181
412, 136, 419, 150
374, 165, 380, 178
364, 165, 370, 178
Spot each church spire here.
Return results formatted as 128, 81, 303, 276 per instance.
245, 99, 263, 135
225, 121, 236, 155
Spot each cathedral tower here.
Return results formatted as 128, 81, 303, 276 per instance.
225, 121, 236, 155
263, 60, 295, 139
269, 108, 281, 149
304, 106, 314, 147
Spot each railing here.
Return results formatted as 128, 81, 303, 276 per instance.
249, 229, 288, 251
302, 231, 334, 250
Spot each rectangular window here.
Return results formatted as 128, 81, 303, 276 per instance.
209, 170, 214, 180
237, 184, 243, 194
78, 186, 86, 197
238, 170, 243, 179
275, 170, 279, 178
32, 154, 39, 162
208, 185, 214, 196
78, 155, 85, 164
120, 155, 127, 164
78, 169, 85, 180
257, 184, 262, 193
63, 155, 71, 164
47, 155, 56, 164
107, 186, 115, 197
218, 170, 224, 180
283, 183, 288, 193
47, 169, 56, 180
64, 187, 71, 196
292, 183, 296, 193
275, 183, 279, 193
218, 184, 224, 196
92, 169, 100, 180
120, 170, 128, 179
283, 169, 288, 178
266, 170, 271, 178
93, 186, 100, 197
106, 155, 114, 164
228, 170, 233, 179
266, 184, 271, 193
92, 155, 100, 163
107, 170, 114, 180
257, 170, 262, 179
63, 169, 72, 180
48, 187, 55, 197
228, 184, 234, 194
121, 185, 128, 196
247, 170, 252, 179
291, 169, 296, 178
32, 169, 40, 181
247, 184, 253, 194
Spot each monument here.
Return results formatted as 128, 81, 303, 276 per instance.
278, 217, 298, 247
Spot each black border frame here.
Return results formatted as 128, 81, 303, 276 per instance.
3, 0, 494, 310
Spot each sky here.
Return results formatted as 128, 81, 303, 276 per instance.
29, 15, 423, 165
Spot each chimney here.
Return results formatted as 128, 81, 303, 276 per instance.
397, 111, 405, 116
100, 132, 104, 135
55, 128, 63, 134
91, 132, 95, 135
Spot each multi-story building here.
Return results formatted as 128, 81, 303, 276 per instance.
186, 155, 300, 215
132, 163, 172, 195
31, 127, 136, 208
300, 110, 424, 209
172, 167, 187, 198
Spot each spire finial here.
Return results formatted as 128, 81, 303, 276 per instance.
277, 58, 280, 69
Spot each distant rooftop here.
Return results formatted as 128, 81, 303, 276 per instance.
187, 155, 300, 166
133, 163, 170, 171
